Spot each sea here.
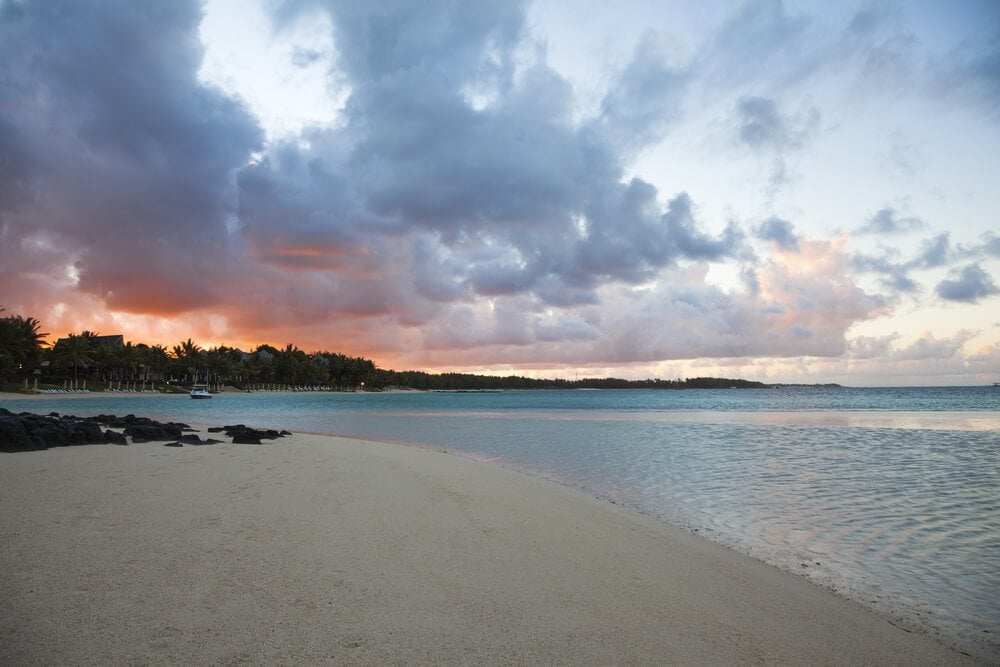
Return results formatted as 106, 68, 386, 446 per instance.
3, 386, 998, 658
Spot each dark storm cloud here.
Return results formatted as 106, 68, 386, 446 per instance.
936, 264, 999, 303
0, 117, 36, 212
0, 0, 262, 313
755, 217, 798, 251
856, 207, 926, 235
241, 0, 745, 314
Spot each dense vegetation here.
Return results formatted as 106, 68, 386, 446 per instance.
0, 308, 768, 392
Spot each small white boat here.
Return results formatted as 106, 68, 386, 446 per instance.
190, 384, 212, 399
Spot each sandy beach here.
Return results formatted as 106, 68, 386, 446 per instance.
0, 429, 969, 664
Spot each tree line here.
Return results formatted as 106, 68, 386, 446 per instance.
0, 308, 767, 391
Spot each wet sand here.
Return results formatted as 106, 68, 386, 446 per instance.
0, 430, 968, 664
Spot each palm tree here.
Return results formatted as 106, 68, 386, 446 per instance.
203, 347, 233, 390
0, 312, 48, 375
141, 344, 170, 387
171, 338, 202, 384
116, 342, 141, 389
52, 334, 93, 390
89, 343, 116, 386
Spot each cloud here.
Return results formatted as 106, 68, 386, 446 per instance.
0, 0, 262, 314
931, 24, 1000, 117
0, 0, 993, 383
909, 233, 951, 269
733, 95, 819, 188
966, 342, 1000, 374
703, 1, 813, 89
736, 96, 816, 151
0, 0, 767, 366
848, 334, 898, 360
399, 239, 886, 369
856, 207, 925, 235
597, 30, 690, 153
936, 263, 1000, 303
981, 232, 1000, 257
239, 1, 746, 314
755, 217, 799, 251
850, 232, 961, 295
891, 331, 974, 361
849, 252, 919, 293
957, 231, 1000, 259
880, 132, 925, 178
831, 330, 1000, 385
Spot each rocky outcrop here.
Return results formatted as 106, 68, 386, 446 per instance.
103, 430, 128, 446
0, 410, 291, 452
0, 408, 113, 452
169, 434, 225, 446
210, 424, 292, 444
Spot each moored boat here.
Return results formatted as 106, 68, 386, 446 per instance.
190, 384, 212, 399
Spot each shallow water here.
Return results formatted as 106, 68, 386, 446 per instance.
4, 386, 999, 657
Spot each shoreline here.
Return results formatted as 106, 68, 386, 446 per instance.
0, 426, 972, 663
0, 388, 423, 400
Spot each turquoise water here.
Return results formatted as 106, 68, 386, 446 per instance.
3, 387, 999, 656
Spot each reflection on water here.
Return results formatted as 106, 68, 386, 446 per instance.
350, 408, 1000, 431
3, 387, 998, 657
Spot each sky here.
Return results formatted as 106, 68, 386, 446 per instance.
1, 0, 998, 385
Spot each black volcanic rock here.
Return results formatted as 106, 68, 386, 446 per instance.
220, 424, 290, 444
74, 420, 104, 443
163, 435, 223, 447
0, 413, 110, 452
103, 430, 128, 445
123, 423, 182, 442
26, 418, 72, 447
230, 428, 262, 444
1, 412, 290, 453
0, 417, 36, 452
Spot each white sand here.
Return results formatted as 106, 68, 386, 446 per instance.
0, 431, 968, 664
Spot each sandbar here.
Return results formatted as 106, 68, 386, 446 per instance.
0, 430, 969, 664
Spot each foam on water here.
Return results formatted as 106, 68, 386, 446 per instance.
4, 387, 998, 657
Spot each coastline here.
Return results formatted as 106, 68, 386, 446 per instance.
0, 389, 421, 400
0, 428, 970, 664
